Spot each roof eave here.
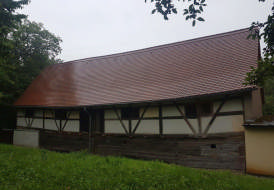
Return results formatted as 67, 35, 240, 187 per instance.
14, 87, 255, 110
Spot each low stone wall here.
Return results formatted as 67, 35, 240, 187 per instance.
39, 130, 245, 171
13, 129, 39, 148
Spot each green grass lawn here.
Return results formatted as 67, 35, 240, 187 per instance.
0, 144, 273, 190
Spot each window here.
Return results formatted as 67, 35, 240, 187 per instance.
25, 109, 34, 118
184, 104, 197, 118
200, 103, 213, 115
121, 107, 139, 120
55, 110, 67, 120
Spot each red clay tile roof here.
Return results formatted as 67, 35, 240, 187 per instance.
14, 28, 259, 107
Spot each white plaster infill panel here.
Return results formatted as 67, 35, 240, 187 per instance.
13, 129, 39, 148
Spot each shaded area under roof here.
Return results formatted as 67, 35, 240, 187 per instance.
14, 28, 259, 107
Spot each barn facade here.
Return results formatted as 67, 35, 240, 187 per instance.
14, 28, 263, 171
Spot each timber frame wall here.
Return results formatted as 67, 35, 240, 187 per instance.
16, 96, 248, 136
104, 97, 245, 137
15, 95, 256, 171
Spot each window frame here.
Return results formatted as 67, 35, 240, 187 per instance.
121, 107, 139, 120
25, 109, 34, 118
199, 102, 213, 116
184, 104, 197, 119
55, 110, 67, 120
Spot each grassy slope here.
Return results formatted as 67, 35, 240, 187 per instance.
0, 144, 273, 190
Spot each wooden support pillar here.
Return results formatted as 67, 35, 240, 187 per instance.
42, 110, 45, 129
196, 104, 202, 136
241, 96, 246, 122
128, 119, 132, 135
159, 105, 163, 136
84, 107, 95, 153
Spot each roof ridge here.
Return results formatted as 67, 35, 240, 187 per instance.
62, 27, 250, 64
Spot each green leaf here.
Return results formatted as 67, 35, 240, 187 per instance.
192, 20, 196, 26
152, 9, 156, 14
172, 8, 177, 14
197, 17, 205, 21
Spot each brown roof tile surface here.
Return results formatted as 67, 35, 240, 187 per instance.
14, 28, 259, 107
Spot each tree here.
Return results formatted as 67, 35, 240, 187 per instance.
11, 20, 62, 101
145, 0, 206, 26
0, 0, 30, 64
0, 1, 62, 104
0, 0, 30, 104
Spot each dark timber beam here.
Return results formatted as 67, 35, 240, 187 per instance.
113, 106, 129, 135
54, 118, 61, 132
25, 117, 34, 128
61, 111, 72, 131
174, 102, 197, 136
42, 110, 45, 129
203, 99, 226, 136
159, 105, 163, 136
132, 104, 150, 134
196, 104, 203, 136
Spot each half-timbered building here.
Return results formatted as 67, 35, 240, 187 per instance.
14, 28, 263, 171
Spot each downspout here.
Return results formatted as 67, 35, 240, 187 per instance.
83, 107, 94, 153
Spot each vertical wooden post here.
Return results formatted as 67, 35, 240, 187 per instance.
159, 105, 163, 136
42, 110, 45, 129
84, 107, 94, 153
128, 119, 132, 135
59, 120, 62, 132
241, 96, 246, 122
196, 104, 202, 136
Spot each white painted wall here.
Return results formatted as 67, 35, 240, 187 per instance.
214, 99, 243, 112
32, 119, 43, 129
140, 107, 159, 118
162, 105, 184, 117
63, 120, 80, 132
163, 119, 198, 134
132, 119, 159, 134
17, 117, 27, 127
105, 109, 120, 119
105, 120, 129, 133
13, 129, 39, 148
203, 115, 244, 134
44, 119, 58, 131
68, 111, 80, 119
17, 111, 24, 117
34, 111, 43, 117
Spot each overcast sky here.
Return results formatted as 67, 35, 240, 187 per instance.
20, 0, 273, 62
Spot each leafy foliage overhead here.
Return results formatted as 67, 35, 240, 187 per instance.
0, 0, 62, 105
145, 0, 206, 26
